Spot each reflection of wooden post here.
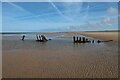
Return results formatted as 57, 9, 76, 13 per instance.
88, 39, 90, 42
73, 36, 75, 42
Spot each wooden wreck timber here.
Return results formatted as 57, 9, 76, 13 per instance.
73, 36, 90, 43
73, 36, 113, 43
22, 35, 25, 41
36, 35, 48, 42
97, 40, 113, 43
92, 40, 95, 43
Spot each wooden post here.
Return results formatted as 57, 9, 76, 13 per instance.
97, 40, 101, 43
86, 38, 88, 42
73, 36, 75, 42
82, 37, 85, 43
36, 35, 39, 41
22, 35, 25, 41
39, 35, 41, 40
92, 40, 94, 43
41, 35, 48, 42
79, 37, 81, 42
77, 37, 78, 42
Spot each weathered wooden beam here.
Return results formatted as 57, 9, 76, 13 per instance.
76, 37, 79, 41
39, 35, 42, 40
92, 40, 94, 43
36, 35, 39, 41
79, 37, 81, 42
22, 35, 25, 41
41, 35, 48, 42
73, 36, 75, 42
82, 37, 85, 43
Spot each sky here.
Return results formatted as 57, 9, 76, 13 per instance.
2, 2, 118, 32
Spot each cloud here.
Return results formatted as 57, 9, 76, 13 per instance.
20, 1, 86, 21
7, 1, 32, 15
87, 17, 118, 27
62, 2, 83, 18
66, 17, 118, 31
48, 0, 73, 21
107, 7, 118, 15
19, 2, 108, 21
48, 1, 90, 21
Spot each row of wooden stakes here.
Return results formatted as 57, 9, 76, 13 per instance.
73, 36, 93, 43
73, 36, 113, 43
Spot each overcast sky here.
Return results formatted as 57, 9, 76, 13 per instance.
2, 2, 118, 32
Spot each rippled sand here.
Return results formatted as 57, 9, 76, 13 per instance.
2, 32, 118, 78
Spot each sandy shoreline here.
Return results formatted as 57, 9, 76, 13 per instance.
2, 31, 118, 78
57, 31, 119, 42
79, 32, 119, 42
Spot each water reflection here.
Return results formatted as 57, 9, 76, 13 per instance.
2, 34, 117, 52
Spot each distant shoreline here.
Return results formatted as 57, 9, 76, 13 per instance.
1, 30, 119, 42
1, 30, 120, 34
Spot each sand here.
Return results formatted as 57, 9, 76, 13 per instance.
79, 31, 119, 42
2, 31, 118, 78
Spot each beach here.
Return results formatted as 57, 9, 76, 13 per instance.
79, 31, 119, 42
2, 31, 118, 78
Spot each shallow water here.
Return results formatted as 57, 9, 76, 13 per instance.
2, 34, 106, 51
2, 34, 118, 78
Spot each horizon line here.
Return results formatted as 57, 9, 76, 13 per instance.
1, 30, 119, 34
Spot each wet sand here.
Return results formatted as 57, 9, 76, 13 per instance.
2, 32, 118, 78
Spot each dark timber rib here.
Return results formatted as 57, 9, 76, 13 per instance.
73, 36, 90, 43
97, 40, 113, 43
73, 36, 113, 43
36, 35, 48, 42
